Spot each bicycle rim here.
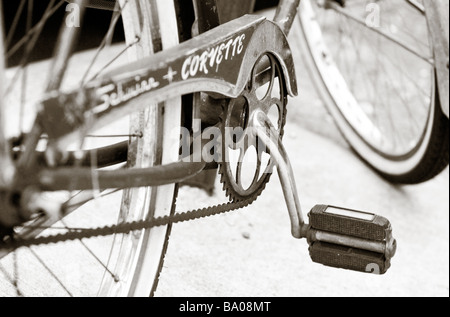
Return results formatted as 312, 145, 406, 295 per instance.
297, 0, 448, 182
0, 0, 181, 297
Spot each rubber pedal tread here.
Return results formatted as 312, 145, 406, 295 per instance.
309, 205, 392, 242
309, 241, 391, 274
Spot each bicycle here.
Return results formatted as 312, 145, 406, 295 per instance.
0, 0, 447, 297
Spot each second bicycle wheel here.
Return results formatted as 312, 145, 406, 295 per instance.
296, 0, 448, 183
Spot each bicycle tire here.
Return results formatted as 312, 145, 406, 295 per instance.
0, 0, 182, 297
296, 0, 449, 184
98, 0, 182, 297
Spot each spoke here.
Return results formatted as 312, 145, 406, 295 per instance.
0, 263, 14, 292
334, 15, 350, 87
0, 258, 23, 296
313, 0, 431, 153
19, 0, 34, 134
15, 190, 121, 232
340, 12, 377, 106
86, 35, 141, 82
380, 51, 431, 97
395, 10, 429, 50
0, 0, 15, 188
63, 189, 122, 211
382, 1, 430, 57
13, 250, 20, 296
355, 17, 381, 105
361, 18, 431, 98
333, 9, 359, 94
77, 238, 120, 282
331, 4, 430, 150
371, 31, 382, 131
360, 29, 424, 133
328, 1, 433, 64
5, 1, 65, 102
372, 59, 401, 150
29, 247, 73, 296
80, 0, 129, 85
12, 189, 120, 245
333, 12, 350, 87
6, 0, 64, 59
60, 220, 120, 283
353, 26, 411, 149
5, 0, 27, 47
362, 37, 418, 147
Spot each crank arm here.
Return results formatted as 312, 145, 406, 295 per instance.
251, 110, 307, 239
38, 14, 297, 149
251, 110, 397, 274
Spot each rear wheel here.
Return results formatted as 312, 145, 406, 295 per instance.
296, 0, 448, 183
0, 0, 182, 296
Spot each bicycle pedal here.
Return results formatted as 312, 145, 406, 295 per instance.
306, 205, 397, 274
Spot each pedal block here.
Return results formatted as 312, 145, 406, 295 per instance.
307, 205, 396, 274
309, 205, 393, 241
309, 241, 392, 274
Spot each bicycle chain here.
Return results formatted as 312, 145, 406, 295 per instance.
1, 56, 285, 251
1, 193, 258, 250
1, 105, 263, 250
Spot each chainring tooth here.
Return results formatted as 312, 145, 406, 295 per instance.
218, 53, 288, 203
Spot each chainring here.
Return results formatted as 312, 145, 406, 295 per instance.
219, 53, 288, 202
